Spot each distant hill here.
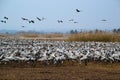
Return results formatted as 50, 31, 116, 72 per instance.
0, 29, 18, 34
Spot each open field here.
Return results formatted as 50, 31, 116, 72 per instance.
0, 35, 120, 80
16, 32, 120, 42
0, 33, 68, 40
1, 32, 120, 42
0, 62, 120, 80
18, 33, 68, 40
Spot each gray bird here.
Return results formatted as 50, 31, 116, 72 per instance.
74, 22, 78, 23
101, 19, 107, 21
22, 26, 25, 28
36, 17, 42, 21
0, 20, 6, 23
42, 17, 45, 20
21, 17, 28, 21
58, 20, 63, 23
69, 19, 74, 21
29, 20, 34, 23
4, 16, 8, 20
76, 9, 81, 12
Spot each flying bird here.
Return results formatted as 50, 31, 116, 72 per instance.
74, 22, 78, 23
0, 20, 6, 23
101, 19, 107, 21
42, 17, 45, 20
29, 20, 34, 23
1, 20, 4, 23
69, 19, 74, 21
57, 20, 63, 23
76, 9, 81, 12
4, 16, 8, 20
21, 17, 28, 21
21, 26, 25, 28
36, 17, 42, 21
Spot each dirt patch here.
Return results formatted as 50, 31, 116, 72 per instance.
0, 62, 120, 80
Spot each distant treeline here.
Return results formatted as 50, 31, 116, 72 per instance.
70, 28, 120, 34
68, 28, 120, 42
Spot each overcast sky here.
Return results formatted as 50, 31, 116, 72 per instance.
0, 0, 120, 32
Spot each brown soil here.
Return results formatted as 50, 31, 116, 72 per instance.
0, 62, 120, 80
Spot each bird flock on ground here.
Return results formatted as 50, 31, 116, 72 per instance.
0, 9, 107, 28
0, 38, 119, 65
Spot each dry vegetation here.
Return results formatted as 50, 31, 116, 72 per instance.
68, 32, 120, 42
2, 31, 120, 42
0, 34, 9, 38
0, 62, 120, 80
20, 33, 64, 38
19, 33, 68, 40
20, 33, 39, 38
42, 33, 64, 38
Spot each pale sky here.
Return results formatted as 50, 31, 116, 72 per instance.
0, 0, 120, 32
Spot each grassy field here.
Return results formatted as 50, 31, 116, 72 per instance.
17, 33, 67, 40
68, 32, 120, 42
0, 62, 120, 80
1, 32, 120, 42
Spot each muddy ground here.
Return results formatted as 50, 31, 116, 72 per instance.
0, 62, 120, 80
